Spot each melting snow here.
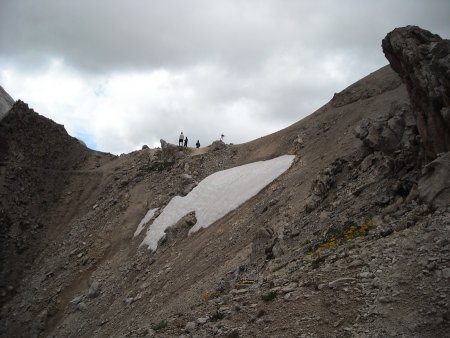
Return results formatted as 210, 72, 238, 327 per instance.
134, 208, 158, 237
141, 154, 295, 251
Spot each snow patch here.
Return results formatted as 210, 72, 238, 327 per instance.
134, 208, 158, 237
141, 155, 295, 251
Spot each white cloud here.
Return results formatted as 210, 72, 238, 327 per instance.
1, 1, 449, 154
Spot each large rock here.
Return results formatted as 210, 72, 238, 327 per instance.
382, 26, 450, 159
418, 151, 450, 209
354, 103, 417, 154
160, 139, 184, 162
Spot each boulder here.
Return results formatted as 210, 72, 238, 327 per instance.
160, 139, 184, 162
354, 103, 417, 154
251, 227, 274, 260
305, 159, 345, 212
211, 140, 227, 151
382, 26, 450, 159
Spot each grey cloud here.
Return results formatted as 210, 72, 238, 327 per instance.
2, 0, 448, 74
1, 0, 450, 154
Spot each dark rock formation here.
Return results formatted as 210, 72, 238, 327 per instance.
382, 25, 450, 159
305, 158, 345, 212
354, 102, 418, 155
418, 151, 450, 209
0, 101, 92, 306
0, 100, 90, 169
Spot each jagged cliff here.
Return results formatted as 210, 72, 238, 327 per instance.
1, 26, 449, 338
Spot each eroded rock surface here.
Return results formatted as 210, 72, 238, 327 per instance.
382, 25, 450, 159
418, 151, 450, 209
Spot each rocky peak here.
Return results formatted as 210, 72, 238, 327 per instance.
0, 100, 90, 169
382, 25, 450, 159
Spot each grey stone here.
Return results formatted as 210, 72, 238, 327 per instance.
418, 152, 450, 209
197, 317, 208, 324
281, 282, 298, 294
77, 302, 88, 312
383, 26, 450, 157
358, 272, 374, 279
328, 277, 356, 288
185, 321, 197, 331
70, 295, 84, 305
349, 259, 364, 268
441, 268, 450, 279
88, 280, 101, 298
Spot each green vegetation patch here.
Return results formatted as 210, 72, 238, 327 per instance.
152, 320, 167, 331
261, 290, 278, 302
306, 218, 376, 256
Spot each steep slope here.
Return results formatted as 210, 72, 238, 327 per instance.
0, 101, 101, 307
0, 85, 14, 120
1, 26, 449, 338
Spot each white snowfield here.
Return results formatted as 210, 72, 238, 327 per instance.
139, 154, 295, 251
134, 208, 158, 237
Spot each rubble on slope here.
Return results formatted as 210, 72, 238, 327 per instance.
1, 25, 450, 338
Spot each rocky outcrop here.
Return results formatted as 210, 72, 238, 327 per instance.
305, 158, 345, 212
382, 25, 450, 159
354, 102, 418, 155
0, 101, 93, 307
0, 100, 90, 168
418, 151, 450, 209
210, 140, 227, 151
159, 139, 185, 162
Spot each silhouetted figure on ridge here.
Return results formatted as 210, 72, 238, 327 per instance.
184, 136, 188, 147
196, 140, 200, 148
179, 132, 184, 147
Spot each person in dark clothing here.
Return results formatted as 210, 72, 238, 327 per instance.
196, 140, 200, 148
184, 136, 188, 147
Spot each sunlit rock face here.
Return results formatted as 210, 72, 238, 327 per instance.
0, 85, 15, 120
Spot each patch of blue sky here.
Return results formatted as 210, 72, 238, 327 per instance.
73, 130, 97, 150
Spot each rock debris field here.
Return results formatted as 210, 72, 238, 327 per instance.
1, 25, 449, 337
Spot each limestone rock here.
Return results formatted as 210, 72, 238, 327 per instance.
382, 25, 450, 158
305, 159, 344, 212
251, 227, 274, 260
354, 103, 417, 154
87, 280, 101, 299
418, 151, 450, 209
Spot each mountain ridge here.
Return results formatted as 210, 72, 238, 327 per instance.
1, 26, 449, 337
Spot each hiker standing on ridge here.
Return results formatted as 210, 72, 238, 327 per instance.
184, 136, 188, 147
196, 140, 200, 148
179, 132, 184, 147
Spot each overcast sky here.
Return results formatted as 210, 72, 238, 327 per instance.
1, 1, 449, 154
